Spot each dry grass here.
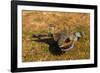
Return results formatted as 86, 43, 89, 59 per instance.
22, 10, 90, 62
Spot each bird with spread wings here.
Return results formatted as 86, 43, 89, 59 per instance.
32, 24, 85, 55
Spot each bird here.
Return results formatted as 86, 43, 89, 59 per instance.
32, 24, 85, 55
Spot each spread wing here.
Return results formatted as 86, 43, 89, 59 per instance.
32, 38, 55, 45
60, 41, 74, 51
32, 34, 49, 39
32, 32, 75, 51
59, 37, 75, 51
32, 33, 55, 44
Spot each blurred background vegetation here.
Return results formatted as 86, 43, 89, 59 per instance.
22, 10, 90, 62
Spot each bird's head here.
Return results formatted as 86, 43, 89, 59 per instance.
74, 31, 85, 41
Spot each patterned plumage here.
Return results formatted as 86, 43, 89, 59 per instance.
32, 24, 85, 55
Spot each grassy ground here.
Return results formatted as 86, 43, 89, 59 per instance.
22, 10, 90, 62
